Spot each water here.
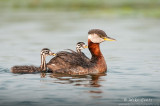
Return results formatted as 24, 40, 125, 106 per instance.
0, 12, 160, 106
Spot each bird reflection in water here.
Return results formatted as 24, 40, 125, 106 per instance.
40, 72, 106, 98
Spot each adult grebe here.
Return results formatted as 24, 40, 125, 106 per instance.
11, 48, 56, 73
47, 29, 115, 75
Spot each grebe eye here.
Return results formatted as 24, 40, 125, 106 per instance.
77, 44, 81, 48
43, 50, 48, 54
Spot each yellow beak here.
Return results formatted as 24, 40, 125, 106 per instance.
52, 53, 56, 56
103, 37, 116, 41
84, 45, 88, 48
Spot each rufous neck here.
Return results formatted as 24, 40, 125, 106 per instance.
88, 39, 107, 73
88, 39, 103, 58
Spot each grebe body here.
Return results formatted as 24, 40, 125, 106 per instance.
47, 29, 115, 75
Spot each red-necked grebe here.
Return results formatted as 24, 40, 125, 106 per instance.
47, 29, 115, 75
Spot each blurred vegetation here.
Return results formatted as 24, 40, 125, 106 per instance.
0, 0, 160, 18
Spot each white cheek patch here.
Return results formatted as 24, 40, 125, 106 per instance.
88, 34, 104, 43
88, 34, 92, 39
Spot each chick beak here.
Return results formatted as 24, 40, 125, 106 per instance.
84, 45, 88, 48
52, 53, 56, 56
49, 52, 56, 56
103, 36, 116, 41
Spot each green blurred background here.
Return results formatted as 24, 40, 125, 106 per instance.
0, 0, 160, 18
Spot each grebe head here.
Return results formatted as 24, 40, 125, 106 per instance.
88, 29, 116, 43
40, 48, 56, 71
41, 48, 55, 57
76, 42, 88, 53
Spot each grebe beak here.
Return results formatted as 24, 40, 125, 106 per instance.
52, 53, 56, 56
84, 45, 88, 48
49, 52, 56, 56
103, 37, 116, 41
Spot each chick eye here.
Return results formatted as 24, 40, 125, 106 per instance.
77, 44, 81, 47
44, 50, 49, 54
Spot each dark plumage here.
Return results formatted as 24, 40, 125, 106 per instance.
10, 43, 87, 74
11, 65, 41, 74
88, 29, 107, 38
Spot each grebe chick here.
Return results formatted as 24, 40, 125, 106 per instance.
47, 29, 115, 75
75, 42, 89, 62
76, 42, 88, 53
40, 48, 56, 71
11, 48, 56, 74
